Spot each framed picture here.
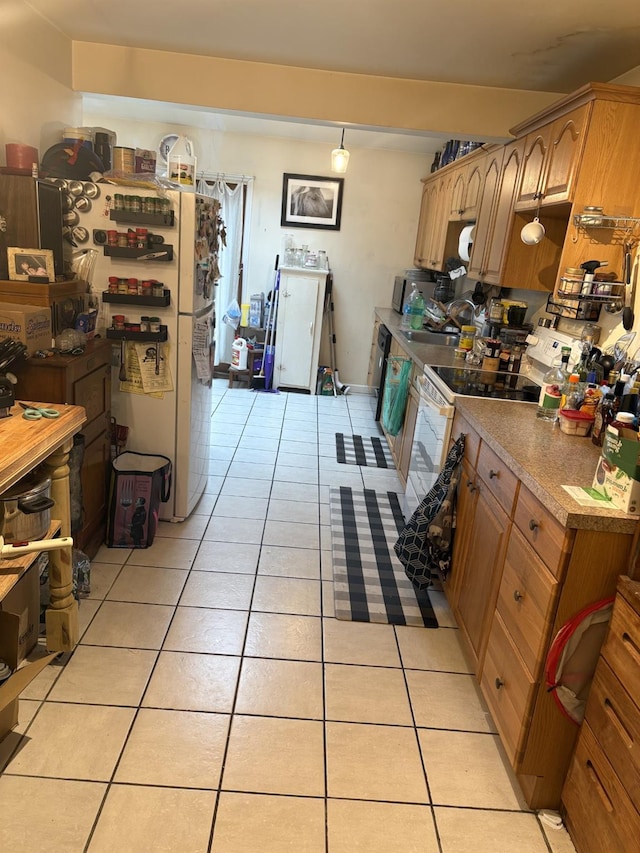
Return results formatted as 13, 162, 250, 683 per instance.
7, 247, 55, 282
281, 173, 344, 231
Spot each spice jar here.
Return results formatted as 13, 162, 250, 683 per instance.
141, 280, 153, 296
108, 276, 119, 293
581, 206, 604, 227
149, 317, 161, 333
561, 267, 585, 294
130, 196, 141, 213
140, 316, 150, 332
113, 193, 124, 211
481, 338, 501, 373
117, 232, 128, 247
136, 228, 148, 248
152, 282, 165, 297
127, 278, 139, 295
459, 325, 476, 351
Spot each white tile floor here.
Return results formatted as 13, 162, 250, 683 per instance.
0, 380, 577, 852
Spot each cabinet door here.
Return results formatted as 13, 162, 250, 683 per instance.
540, 105, 589, 205
514, 129, 549, 209
448, 166, 468, 220
481, 139, 525, 284
414, 181, 439, 268
454, 482, 511, 670
276, 273, 322, 391
467, 150, 503, 280
397, 383, 419, 485
461, 159, 485, 220
429, 174, 453, 270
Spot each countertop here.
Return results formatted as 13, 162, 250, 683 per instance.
374, 306, 639, 535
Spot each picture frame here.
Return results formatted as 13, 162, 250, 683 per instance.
281, 173, 344, 231
7, 247, 55, 282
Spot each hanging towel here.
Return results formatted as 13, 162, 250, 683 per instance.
394, 435, 465, 590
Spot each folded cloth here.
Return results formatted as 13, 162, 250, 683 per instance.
394, 435, 465, 590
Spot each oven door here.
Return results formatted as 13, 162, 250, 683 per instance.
405, 369, 455, 515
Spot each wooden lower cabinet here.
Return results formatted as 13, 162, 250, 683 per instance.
448, 411, 634, 809
14, 338, 112, 559
562, 576, 640, 852
454, 483, 510, 671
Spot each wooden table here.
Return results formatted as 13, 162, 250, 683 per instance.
0, 402, 87, 652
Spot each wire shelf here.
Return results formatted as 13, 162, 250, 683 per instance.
573, 214, 640, 230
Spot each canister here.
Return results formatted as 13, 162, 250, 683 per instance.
112, 146, 135, 173
561, 267, 584, 294
459, 325, 476, 351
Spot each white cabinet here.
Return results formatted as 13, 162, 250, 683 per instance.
274, 267, 328, 394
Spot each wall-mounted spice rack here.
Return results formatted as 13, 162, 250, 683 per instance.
109, 210, 175, 227
103, 246, 174, 261
102, 290, 171, 307
106, 325, 168, 342
546, 295, 601, 321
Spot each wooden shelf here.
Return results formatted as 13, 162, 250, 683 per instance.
102, 290, 170, 307
0, 520, 62, 599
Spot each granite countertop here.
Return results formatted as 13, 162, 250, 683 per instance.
373, 306, 638, 535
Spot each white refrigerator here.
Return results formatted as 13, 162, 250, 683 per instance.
76, 187, 216, 521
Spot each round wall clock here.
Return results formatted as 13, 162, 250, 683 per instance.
158, 134, 179, 164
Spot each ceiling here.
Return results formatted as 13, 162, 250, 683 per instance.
27, 0, 640, 152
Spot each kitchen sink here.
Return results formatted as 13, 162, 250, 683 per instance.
400, 329, 459, 347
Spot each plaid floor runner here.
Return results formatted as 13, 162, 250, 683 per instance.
335, 433, 395, 468
330, 486, 438, 628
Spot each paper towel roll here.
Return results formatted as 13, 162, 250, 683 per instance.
458, 224, 475, 263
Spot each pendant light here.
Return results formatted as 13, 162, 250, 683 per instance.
331, 128, 350, 173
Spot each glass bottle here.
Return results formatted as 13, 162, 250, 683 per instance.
536, 346, 571, 421
592, 393, 615, 447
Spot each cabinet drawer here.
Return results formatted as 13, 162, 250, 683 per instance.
585, 658, 640, 803
497, 526, 559, 679
602, 595, 640, 709
562, 722, 640, 853
513, 484, 571, 578
480, 612, 535, 767
476, 441, 518, 516
451, 411, 480, 468
73, 366, 109, 426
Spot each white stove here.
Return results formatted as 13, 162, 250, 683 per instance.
522, 326, 584, 387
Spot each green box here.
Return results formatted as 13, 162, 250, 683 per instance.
592, 425, 640, 514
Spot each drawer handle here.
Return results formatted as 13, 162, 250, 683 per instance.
495, 677, 504, 690
585, 760, 614, 813
513, 590, 523, 602
489, 469, 498, 479
528, 519, 539, 532
466, 480, 477, 493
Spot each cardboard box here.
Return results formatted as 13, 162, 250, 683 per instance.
0, 564, 40, 666
0, 302, 52, 354
0, 564, 54, 742
592, 425, 640, 514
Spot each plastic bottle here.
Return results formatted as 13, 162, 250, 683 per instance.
610, 411, 638, 432
231, 337, 248, 370
409, 288, 425, 331
401, 284, 416, 330
536, 346, 571, 420
167, 136, 196, 190
560, 373, 585, 411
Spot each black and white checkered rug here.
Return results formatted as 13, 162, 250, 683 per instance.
330, 486, 438, 628
335, 433, 395, 469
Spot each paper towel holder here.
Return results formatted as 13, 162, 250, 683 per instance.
458, 224, 475, 263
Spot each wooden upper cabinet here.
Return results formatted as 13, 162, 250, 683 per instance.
449, 155, 485, 221
514, 105, 589, 210
482, 139, 526, 284
414, 172, 452, 270
467, 147, 504, 281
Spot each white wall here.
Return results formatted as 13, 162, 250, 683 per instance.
0, 1, 81, 156
82, 111, 431, 385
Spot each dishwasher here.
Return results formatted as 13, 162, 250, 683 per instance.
372, 324, 392, 421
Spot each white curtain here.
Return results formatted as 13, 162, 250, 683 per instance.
197, 178, 245, 365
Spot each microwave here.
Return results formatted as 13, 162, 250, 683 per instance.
392, 276, 409, 314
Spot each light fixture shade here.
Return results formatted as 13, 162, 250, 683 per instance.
331, 146, 350, 173
331, 128, 350, 173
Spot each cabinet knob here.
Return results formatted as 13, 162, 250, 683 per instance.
495, 677, 504, 690
528, 519, 539, 532
466, 480, 477, 492
513, 590, 523, 602
489, 469, 498, 479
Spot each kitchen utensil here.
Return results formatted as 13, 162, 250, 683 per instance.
521, 217, 545, 245
0, 473, 54, 542
471, 281, 486, 306
119, 340, 127, 381
18, 402, 60, 420
611, 331, 636, 366
622, 243, 636, 331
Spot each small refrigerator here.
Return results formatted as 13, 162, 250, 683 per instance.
76, 187, 218, 521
